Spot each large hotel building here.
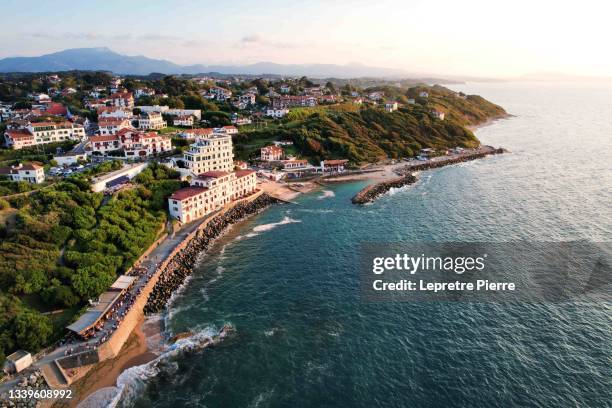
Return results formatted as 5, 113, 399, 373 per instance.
168, 132, 257, 223
182, 133, 234, 174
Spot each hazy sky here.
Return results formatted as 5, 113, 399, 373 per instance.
2, 0, 610, 78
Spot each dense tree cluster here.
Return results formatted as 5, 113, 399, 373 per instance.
0, 162, 183, 363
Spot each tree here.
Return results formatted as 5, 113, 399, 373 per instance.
13, 309, 53, 351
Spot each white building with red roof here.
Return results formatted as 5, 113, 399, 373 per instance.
168, 169, 257, 223
88, 128, 171, 158
110, 92, 134, 108
261, 145, 283, 161
98, 118, 133, 135
320, 159, 349, 173
137, 112, 166, 130
4, 129, 35, 149
0, 162, 45, 184
97, 106, 133, 119
176, 128, 214, 140
4, 121, 85, 149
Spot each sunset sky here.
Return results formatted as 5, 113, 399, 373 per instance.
2, 0, 610, 78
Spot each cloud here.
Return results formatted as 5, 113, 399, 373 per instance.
238, 34, 294, 49
241, 34, 263, 43
26, 31, 182, 42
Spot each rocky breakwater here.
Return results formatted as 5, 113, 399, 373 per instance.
351, 174, 418, 204
395, 146, 507, 175
144, 193, 279, 314
352, 146, 507, 204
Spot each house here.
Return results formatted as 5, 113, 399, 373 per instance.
0, 163, 45, 184
407, 98, 416, 104
431, 109, 445, 120
110, 92, 134, 108
367, 91, 384, 101
176, 128, 214, 140
134, 88, 155, 98
385, 102, 399, 112
45, 102, 68, 116
5, 122, 86, 149
266, 108, 289, 118
234, 160, 248, 170
209, 86, 232, 101
261, 145, 283, 161
419, 91, 429, 98
98, 118, 133, 135
137, 112, 166, 130
271, 96, 317, 109
280, 84, 291, 94
97, 106, 133, 119
173, 115, 195, 127
32, 93, 51, 103
3, 351, 33, 374
54, 151, 88, 166
321, 159, 348, 173
216, 125, 238, 135
4, 129, 35, 149
118, 128, 172, 158
47, 74, 61, 83
239, 93, 256, 106
88, 134, 121, 155
166, 108, 202, 120
89, 129, 171, 158
281, 159, 308, 169
319, 95, 337, 104
232, 116, 252, 126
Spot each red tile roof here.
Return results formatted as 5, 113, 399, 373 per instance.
45, 103, 67, 116
198, 171, 229, 179
181, 128, 213, 135
89, 135, 119, 142
235, 169, 256, 178
5, 129, 33, 140
323, 159, 348, 166
169, 186, 208, 201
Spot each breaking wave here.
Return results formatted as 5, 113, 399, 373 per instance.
108, 325, 234, 407
317, 190, 335, 200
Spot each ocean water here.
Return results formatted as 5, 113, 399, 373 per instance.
129, 83, 611, 407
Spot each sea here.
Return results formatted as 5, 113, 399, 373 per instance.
119, 82, 612, 407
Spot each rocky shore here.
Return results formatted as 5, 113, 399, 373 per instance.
352, 146, 507, 204
144, 193, 279, 314
351, 174, 418, 204
394, 146, 507, 176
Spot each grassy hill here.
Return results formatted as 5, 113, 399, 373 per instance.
234, 86, 506, 163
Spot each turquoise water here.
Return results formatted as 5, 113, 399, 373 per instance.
131, 83, 611, 407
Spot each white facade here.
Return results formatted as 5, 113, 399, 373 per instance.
261, 145, 283, 161
138, 112, 166, 130
5, 122, 87, 149
266, 108, 289, 118
168, 170, 257, 223
98, 118, 133, 135
0, 163, 45, 184
183, 134, 234, 175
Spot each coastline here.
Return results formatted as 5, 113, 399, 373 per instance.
68, 193, 280, 407
69, 117, 509, 406
58, 317, 157, 407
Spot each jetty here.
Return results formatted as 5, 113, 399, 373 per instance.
352, 146, 507, 204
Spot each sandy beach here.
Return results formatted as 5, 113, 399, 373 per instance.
62, 317, 158, 408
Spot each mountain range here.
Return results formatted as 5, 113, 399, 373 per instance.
0, 47, 426, 79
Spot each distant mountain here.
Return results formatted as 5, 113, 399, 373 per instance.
0, 47, 424, 79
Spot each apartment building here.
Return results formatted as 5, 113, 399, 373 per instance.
168, 169, 257, 223
182, 133, 234, 175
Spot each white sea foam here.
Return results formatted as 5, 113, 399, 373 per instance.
317, 190, 335, 200
252, 216, 301, 233
109, 325, 233, 407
